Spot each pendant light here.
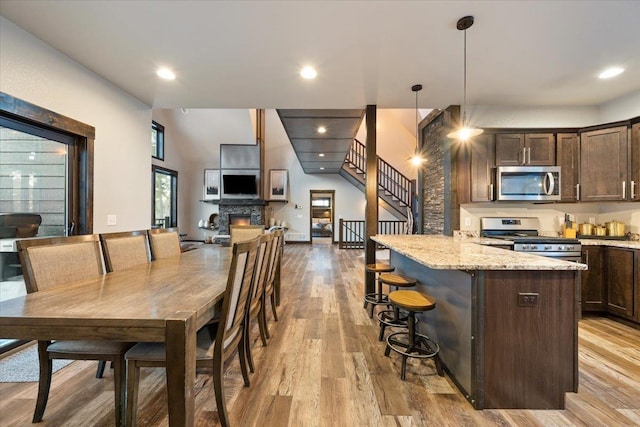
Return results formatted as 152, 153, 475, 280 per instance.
410, 84, 426, 166
447, 16, 483, 141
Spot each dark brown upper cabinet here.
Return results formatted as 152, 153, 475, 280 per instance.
556, 133, 579, 202
579, 126, 629, 202
495, 133, 556, 166
631, 122, 639, 201
457, 133, 496, 203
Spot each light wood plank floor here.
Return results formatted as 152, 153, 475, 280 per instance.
1, 243, 639, 426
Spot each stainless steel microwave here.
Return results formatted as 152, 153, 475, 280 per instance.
496, 166, 561, 201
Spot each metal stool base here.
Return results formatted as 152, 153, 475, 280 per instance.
376, 309, 409, 341
385, 331, 443, 380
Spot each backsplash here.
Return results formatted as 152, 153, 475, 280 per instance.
460, 202, 640, 235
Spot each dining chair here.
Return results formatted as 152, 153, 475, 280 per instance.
17, 235, 131, 426
263, 228, 284, 336
124, 236, 260, 427
99, 230, 150, 272
95, 230, 151, 378
147, 228, 182, 260
230, 224, 264, 246
243, 232, 274, 374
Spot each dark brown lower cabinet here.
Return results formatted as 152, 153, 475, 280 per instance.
581, 246, 605, 311
605, 247, 636, 319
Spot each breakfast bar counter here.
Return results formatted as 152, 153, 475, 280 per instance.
371, 234, 585, 410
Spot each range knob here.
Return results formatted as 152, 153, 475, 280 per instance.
531, 245, 538, 250
558, 246, 565, 250
566, 245, 574, 250
522, 245, 530, 250
545, 245, 552, 250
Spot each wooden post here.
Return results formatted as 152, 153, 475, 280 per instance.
364, 105, 377, 295
256, 109, 265, 199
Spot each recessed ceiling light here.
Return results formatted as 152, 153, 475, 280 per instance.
157, 68, 176, 80
598, 67, 624, 79
318, 153, 325, 157
300, 66, 317, 79
320, 167, 325, 170
317, 126, 326, 134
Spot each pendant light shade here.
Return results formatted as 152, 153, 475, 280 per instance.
409, 84, 426, 166
447, 15, 483, 141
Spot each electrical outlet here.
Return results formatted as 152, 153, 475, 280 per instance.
589, 217, 595, 224
518, 292, 538, 307
296, 214, 303, 219
107, 215, 117, 226
464, 218, 472, 227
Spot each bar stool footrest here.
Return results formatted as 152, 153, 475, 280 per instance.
376, 310, 409, 328
386, 332, 439, 359
364, 293, 389, 306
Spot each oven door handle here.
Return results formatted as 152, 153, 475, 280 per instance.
543, 172, 555, 195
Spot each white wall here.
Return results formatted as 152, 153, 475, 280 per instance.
151, 109, 192, 236
0, 17, 152, 233
599, 90, 640, 123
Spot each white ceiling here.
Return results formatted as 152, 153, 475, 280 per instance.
1, 1, 639, 110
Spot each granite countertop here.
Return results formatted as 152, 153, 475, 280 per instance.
579, 239, 640, 249
372, 234, 587, 271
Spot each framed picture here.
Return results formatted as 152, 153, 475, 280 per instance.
269, 169, 288, 200
203, 169, 220, 200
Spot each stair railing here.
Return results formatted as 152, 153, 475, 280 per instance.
339, 219, 407, 249
345, 139, 413, 208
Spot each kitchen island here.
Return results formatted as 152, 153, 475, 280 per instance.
371, 234, 587, 410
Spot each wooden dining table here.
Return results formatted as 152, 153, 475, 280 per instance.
0, 245, 231, 426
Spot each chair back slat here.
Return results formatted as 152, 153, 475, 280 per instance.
100, 230, 150, 272
265, 229, 284, 293
217, 237, 259, 351
17, 235, 104, 294
147, 229, 181, 260
249, 233, 274, 310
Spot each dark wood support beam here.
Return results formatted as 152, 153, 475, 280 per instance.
364, 105, 377, 294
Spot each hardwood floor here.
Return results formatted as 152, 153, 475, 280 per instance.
1, 243, 639, 426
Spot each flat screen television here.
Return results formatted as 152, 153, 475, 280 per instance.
222, 174, 258, 196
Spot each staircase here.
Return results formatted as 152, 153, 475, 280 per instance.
339, 139, 415, 221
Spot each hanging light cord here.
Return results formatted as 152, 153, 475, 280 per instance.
462, 26, 468, 128
415, 88, 419, 151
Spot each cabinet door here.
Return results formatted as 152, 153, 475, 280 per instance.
526, 134, 556, 165
631, 122, 639, 201
457, 133, 495, 203
581, 246, 605, 311
605, 247, 634, 319
470, 134, 496, 202
495, 134, 525, 166
557, 133, 579, 202
580, 126, 628, 201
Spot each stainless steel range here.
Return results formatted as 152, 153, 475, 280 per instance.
481, 217, 581, 262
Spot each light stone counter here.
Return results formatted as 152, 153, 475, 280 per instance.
371, 234, 586, 271
579, 239, 640, 249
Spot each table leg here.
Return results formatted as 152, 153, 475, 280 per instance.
166, 311, 196, 427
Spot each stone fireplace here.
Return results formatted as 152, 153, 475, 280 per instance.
218, 199, 265, 234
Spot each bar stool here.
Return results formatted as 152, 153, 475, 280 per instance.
376, 273, 417, 341
384, 290, 444, 380
364, 263, 395, 318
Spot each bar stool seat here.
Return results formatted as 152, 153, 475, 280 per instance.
376, 274, 417, 341
384, 290, 444, 380
364, 263, 395, 318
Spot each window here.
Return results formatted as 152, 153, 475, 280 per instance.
1, 93, 94, 353
152, 165, 177, 228
151, 121, 164, 160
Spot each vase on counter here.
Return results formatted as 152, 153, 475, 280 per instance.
204, 220, 210, 229
198, 218, 204, 228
